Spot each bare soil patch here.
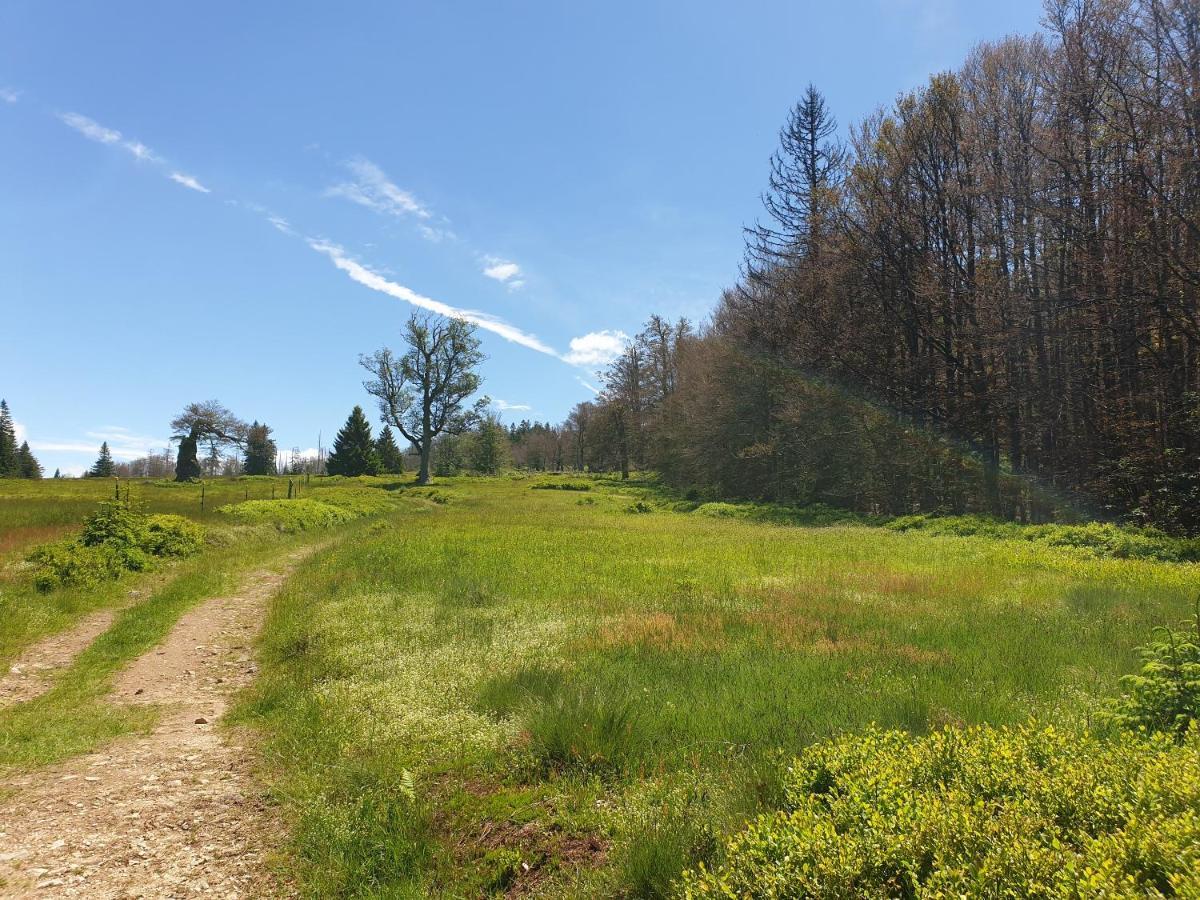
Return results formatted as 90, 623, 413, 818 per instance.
0, 610, 118, 709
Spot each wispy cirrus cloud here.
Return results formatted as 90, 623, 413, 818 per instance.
29, 426, 169, 461
328, 157, 428, 216
327, 157, 455, 242
0, 86, 21, 104
308, 239, 559, 356
169, 172, 210, 193
58, 110, 215, 192
493, 399, 533, 412
563, 330, 628, 368
59, 111, 121, 144
576, 377, 601, 395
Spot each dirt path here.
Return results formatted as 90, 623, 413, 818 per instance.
0, 547, 315, 898
0, 610, 119, 709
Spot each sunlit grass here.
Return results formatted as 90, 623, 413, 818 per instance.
239, 475, 1197, 897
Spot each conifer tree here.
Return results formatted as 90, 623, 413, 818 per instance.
53, 468, 61, 479
375, 425, 405, 474
88, 442, 115, 478
242, 421, 278, 475
0, 399, 17, 477
471, 415, 509, 475
326, 406, 381, 476
16, 441, 42, 479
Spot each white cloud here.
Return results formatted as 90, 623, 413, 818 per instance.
12, 420, 27, 444
576, 377, 601, 395
493, 399, 532, 412
481, 256, 524, 289
123, 140, 160, 163
308, 238, 559, 357
59, 110, 180, 173
327, 157, 431, 219
267, 214, 294, 235
28, 426, 170, 461
60, 111, 121, 144
563, 330, 629, 368
0, 87, 20, 104
169, 172, 211, 193
86, 427, 169, 456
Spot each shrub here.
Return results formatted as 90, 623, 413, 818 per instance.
27, 541, 128, 592
144, 514, 205, 557
79, 499, 149, 549
886, 514, 1200, 562
1103, 601, 1200, 741
530, 480, 592, 492
678, 723, 1200, 898
27, 501, 204, 592
693, 501, 866, 528
626, 501, 654, 514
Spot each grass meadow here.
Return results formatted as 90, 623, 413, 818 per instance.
0, 475, 411, 770
230, 475, 1197, 897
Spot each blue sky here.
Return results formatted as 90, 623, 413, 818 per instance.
1, 0, 1043, 475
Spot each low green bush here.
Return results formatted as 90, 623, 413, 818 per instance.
679, 723, 1200, 898
217, 499, 356, 532
27, 542, 130, 593
27, 500, 205, 592
693, 501, 867, 528
886, 514, 1200, 562
144, 514, 205, 557
627, 501, 654, 514
530, 480, 592, 491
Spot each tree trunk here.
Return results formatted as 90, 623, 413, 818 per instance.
417, 438, 432, 485
175, 430, 202, 482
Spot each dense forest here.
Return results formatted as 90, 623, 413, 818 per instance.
563, 0, 1200, 533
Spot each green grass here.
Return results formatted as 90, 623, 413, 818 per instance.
237, 475, 1198, 897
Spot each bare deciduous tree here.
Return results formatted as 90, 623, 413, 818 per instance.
361, 313, 487, 485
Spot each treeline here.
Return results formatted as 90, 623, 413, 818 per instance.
568, 0, 1200, 532
0, 399, 43, 479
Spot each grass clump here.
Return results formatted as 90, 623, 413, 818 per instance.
217, 498, 356, 532
679, 723, 1200, 898
26, 500, 204, 592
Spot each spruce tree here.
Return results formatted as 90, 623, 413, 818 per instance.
0, 399, 17, 477
326, 406, 381, 476
375, 425, 405, 474
16, 442, 42, 479
471, 416, 509, 475
53, 468, 61, 479
88, 442, 115, 478
242, 421, 278, 475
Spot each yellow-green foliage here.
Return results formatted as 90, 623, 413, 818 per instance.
26, 500, 204, 592
679, 724, 1200, 898
888, 515, 1200, 562
530, 479, 592, 491
217, 498, 357, 532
